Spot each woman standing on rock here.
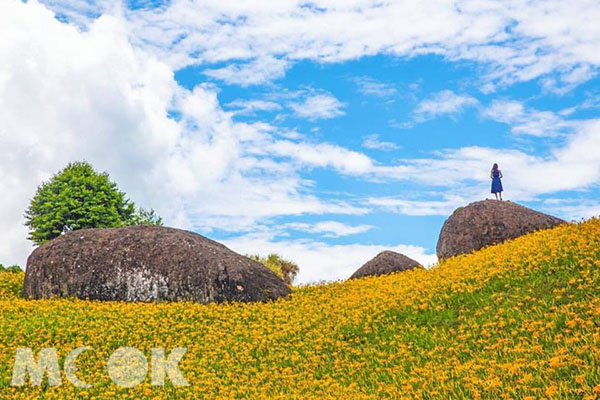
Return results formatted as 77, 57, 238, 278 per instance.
491, 163, 503, 200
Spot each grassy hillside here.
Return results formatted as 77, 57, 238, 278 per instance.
1, 219, 600, 399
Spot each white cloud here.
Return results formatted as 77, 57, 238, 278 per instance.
353, 76, 397, 98
364, 100, 600, 208
368, 195, 467, 216
0, 1, 369, 268
5, 0, 600, 275
286, 221, 373, 238
290, 93, 346, 120
541, 65, 597, 95
412, 90, 478, 123
225, 99, 282, 115
483, 99, 577, 137
261, 140, 373, 175
0, 2, 178, 264
582, 94, 600, 110
34, 0, 600, 92
541, 198, 600, 221
223, 232, 437, 283
362, 134, 400, 151
203, 56, 290, 86
374, 117, 600, 199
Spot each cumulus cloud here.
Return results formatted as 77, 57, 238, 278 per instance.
0, 0, 368, 267
1, 1, 181, 265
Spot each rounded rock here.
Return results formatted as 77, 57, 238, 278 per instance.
350, 251, 421, 279
24, 225, 290, 303
436, 200, 565, 260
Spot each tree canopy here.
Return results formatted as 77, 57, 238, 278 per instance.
25, 161, 162, 245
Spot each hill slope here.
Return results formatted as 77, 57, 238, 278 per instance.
1, 219, 600, 399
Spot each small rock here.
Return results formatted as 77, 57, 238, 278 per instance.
350, 251, 421, 279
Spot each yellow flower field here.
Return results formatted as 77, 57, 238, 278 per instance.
1, 218, 600, 399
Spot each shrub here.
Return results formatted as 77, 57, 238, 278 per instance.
246, 253, 299, 285
0, 264, 23, 273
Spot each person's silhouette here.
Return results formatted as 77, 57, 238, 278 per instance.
491, 163, 503, 200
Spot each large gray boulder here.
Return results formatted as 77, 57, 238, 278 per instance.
24, 225, 290, 303
436, 200, 565, 260
350, 251, 421, 279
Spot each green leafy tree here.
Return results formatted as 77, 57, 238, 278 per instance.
247, 253, 299, 285
0, 264, 23, 273
25, 161, 162, 245
129, 207, 163, 226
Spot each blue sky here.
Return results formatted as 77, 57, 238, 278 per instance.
198, 54, 600, 247
2, 0, 600, 282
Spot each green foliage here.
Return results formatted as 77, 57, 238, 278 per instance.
129, 207, 163, 226
247, 253, 299, 285
24, 161, 162, 245
0, 264, 23, 273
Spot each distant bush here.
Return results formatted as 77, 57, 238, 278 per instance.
246, 253, 299, 285
0, 264, 23, 273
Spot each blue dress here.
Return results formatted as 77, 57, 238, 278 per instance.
491, 170, 503, 193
